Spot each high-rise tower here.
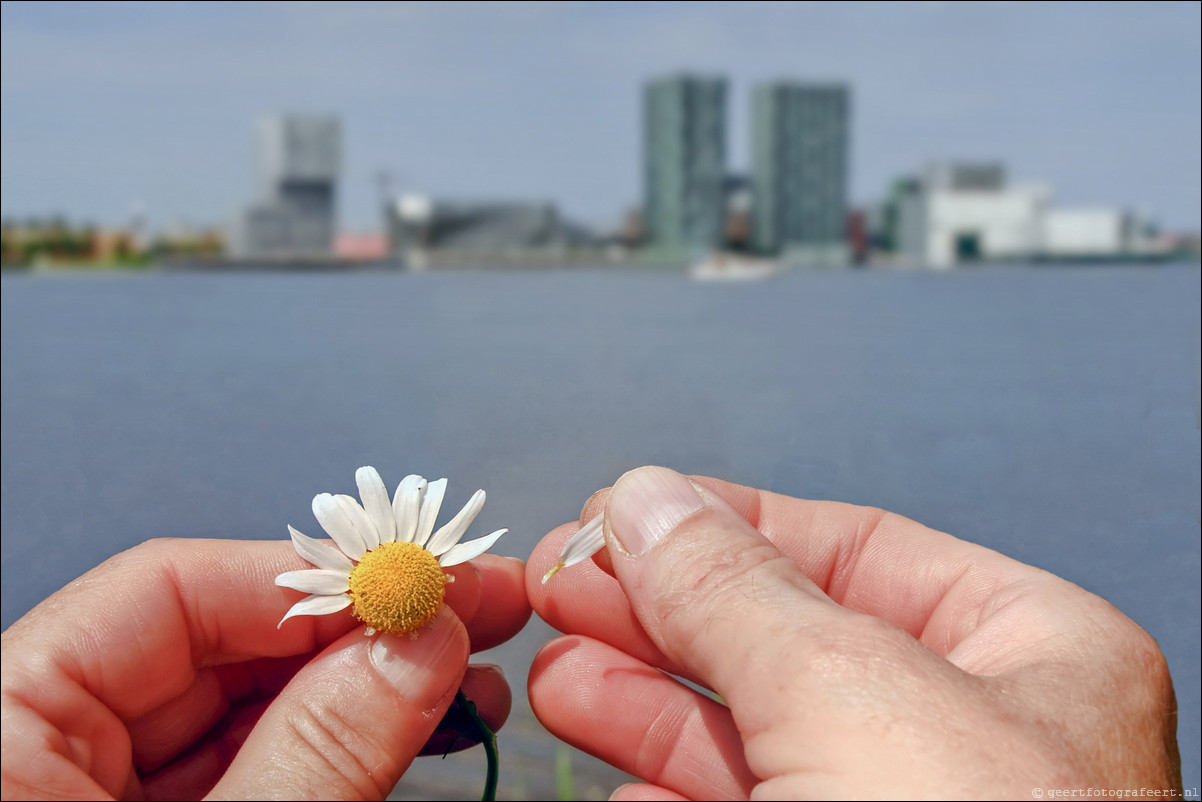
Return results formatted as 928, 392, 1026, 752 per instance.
233, 113, 341, 259
751, 82, 850, 265
643, 74, 727, 258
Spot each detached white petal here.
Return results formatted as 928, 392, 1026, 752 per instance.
438, 528, 507, 567
275, 569, 350, 595
288, 525, 354, 573
276, 592, 353, 628
393, 475, 426, 543
426, 489, 487, 557
312, 493, 368, 560
414, 478, 447, 548
543, 515, 605, 583
356, 466, 396, 545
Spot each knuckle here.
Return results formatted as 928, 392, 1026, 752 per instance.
1112, 619, 1176, 718
662, 539, 797, 623
654, 534, 821, 673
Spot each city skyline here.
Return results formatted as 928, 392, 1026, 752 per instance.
2, 1, 1199, 234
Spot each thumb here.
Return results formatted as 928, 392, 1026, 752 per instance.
208, 605, 468, 800
601, 466, 895, 731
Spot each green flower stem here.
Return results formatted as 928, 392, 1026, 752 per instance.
454, 690, 499, 802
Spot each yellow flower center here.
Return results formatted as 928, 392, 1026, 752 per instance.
347, 541, 447, 635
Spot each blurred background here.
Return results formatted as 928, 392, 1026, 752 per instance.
2, 2, 1199, 800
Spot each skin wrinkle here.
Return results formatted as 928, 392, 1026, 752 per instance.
674, 705, 745, 800
818, 505, 889, 604
915, 557, 981, 656
4, 671, 131, 799
142, 697, 271, 799
128, 546, 241, 716
139, 650, 308, 772
631, 691, 691, 788
162, 545, 226, 668
128, 666, 225, 771
285, 699, 396, 800
653, 534, 808, 681
575, 655, 752, 799
0, 718, 107, 801
136, 654, 300, 772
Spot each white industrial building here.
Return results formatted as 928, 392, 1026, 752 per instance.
888, 163, 1147, 268
1042, 208, 1134, 259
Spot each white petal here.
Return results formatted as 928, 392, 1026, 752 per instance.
438, 528, 506, 567
392, 475, 426, 543
426, 489, 486, 557
356, 466, 396, 545
276, 592, 353, 628
288, 525, 355, 573
275, 569, 350, 595
312, 493, 368, 560
542, 515, 605, 583
414, 478, 447, 548
338, 493, 381, 553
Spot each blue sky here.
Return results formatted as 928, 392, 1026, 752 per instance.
2, 1, 1199, 233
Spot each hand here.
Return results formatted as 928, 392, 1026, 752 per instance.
527, 466, 1182, 800
1, 538, 530, 800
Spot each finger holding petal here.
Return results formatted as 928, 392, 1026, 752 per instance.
414, 478, 448, 547
542, 514, 604, 583
356, 466, 396, 545
393, 475, 426, 543
426, 489, 487, 557
287, 526, 353, 573
312, 493, 368, 559
439, 529, 507, 568
528, 521, 689, 682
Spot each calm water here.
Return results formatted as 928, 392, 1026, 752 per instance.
3, 264, 1199, 797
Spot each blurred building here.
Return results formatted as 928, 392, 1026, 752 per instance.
385, 194, 595, 268
751, 81, 851, 266
877, 163, 1162, 267
879, 176, 926, 260
642, 74, 727, 258
924, 163, 1049, 267
231, 114, 341, 259
881, 163, 1047, 268
1042, 208, 1137, 259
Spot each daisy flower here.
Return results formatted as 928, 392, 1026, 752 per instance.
541, 514, 604, 584
276, 467, 507, 636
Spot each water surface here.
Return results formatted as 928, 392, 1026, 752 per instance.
3, 264, 1198, 797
